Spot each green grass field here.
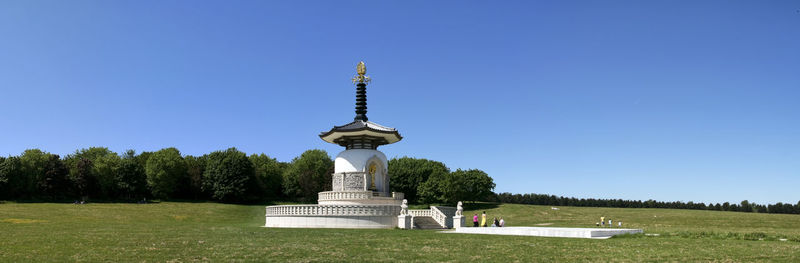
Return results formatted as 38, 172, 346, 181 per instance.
2, 202, 799, 262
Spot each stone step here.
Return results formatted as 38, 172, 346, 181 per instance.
413, 216, 444, 229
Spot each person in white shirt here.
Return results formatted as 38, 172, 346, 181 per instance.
499, 217, 505, 227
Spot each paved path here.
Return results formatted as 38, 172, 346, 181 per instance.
449, 226, 643, 239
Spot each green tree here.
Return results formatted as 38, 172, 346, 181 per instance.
135, 151, 153, 168
0, 156, 5, 193
116, 150, 148, 200
39, 154, 70, 200
250, 153, 285, 199
64, 147, 120, 199
20, 149, 51, 198
282, 149, 333, 202
93, 151, 121, 198
184, 155, 207, 200
145, 148, 186, 199
417, 168, 495, 204
416, 172, 446, 204
459, 169, 495, 202
388, 157, 449, 203
0, 157, 24, 199
202, 148, 255, 202
70, 158, 95, 200
740, 200, 753, 213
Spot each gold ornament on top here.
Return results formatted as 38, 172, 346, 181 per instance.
352, 61, 371, 84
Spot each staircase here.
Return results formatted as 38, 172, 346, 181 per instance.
408, 206, 456, 229
412, 216, 444, 229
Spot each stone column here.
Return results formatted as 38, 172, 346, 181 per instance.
398, 214, 412, 229
453, 215, 465, 229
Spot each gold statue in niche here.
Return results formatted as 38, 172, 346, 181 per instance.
368, 163, 377, 190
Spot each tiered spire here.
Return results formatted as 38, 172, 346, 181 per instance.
320, 61, 402, 149
352, 61, 370, 121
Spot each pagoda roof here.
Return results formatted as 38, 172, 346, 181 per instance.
319, 120, 403, 146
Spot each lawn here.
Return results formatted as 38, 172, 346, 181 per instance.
1, 202, 799, 262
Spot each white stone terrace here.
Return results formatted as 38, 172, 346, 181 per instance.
452, 226, 643, 239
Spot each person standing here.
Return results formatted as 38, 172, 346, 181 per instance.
499, 217, 505, 227
473, 214, 479, 227
481, 211, 487, 227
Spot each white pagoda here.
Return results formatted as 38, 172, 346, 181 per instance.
265, 62, 406, 228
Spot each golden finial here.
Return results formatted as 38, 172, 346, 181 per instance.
352, 61, 371, 84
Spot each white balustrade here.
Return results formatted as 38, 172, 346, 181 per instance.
408, 209, 432, 217
318, 191, 372, 201
266, 204, 400, 217
430, 206, 448, 228
317, 191, 404, 203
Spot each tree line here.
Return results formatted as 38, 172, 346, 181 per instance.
0, 148, 495, 204
492, 192, 800, 215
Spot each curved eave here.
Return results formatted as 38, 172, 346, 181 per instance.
319, 129, 403, 145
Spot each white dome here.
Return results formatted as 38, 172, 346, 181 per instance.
335, 149, 388, 173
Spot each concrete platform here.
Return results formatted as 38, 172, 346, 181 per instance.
452, 227, 643, 239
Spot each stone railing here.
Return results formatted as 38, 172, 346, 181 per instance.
430, 206, 453, 228
408, 209, 432, 217
318, 191, 404, 202
318, 191, 371, 201
266, 204, 400, 217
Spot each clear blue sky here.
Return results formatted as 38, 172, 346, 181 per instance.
1, 1, 798, 205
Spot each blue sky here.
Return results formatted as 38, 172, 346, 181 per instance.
1, 1, 798, 204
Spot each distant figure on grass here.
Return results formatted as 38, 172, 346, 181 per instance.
473, 214, 479, 227
499, 217, 505, 227
601, 216, 605, 226
481, 211, 487, 227
618, 221, 622, 227
609, 219, 612, 227
492, 217, 499, 227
